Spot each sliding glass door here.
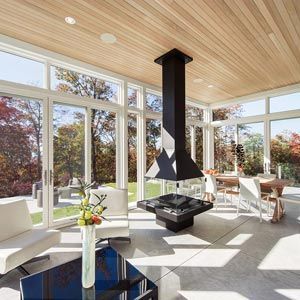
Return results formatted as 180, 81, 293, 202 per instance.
91, 109, 116, 187
49, 102, 86, 225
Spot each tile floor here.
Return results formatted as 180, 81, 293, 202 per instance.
1, 197, 299, 300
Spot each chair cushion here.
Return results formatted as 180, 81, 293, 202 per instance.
95, 215, 129, 239
0, 228, 61, 274
0, 200, 33, 243
90, 188, 128, 216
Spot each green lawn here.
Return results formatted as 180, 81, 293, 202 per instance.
30, 181, 161, 225
31, 205, 80, 225
105, 181, 161, 202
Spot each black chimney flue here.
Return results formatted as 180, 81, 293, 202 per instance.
145, 49, 204, 181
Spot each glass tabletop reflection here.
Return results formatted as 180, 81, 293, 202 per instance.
20, 246, 157, 300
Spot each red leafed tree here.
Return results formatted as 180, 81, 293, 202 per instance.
290, 133, 300, 159
0, 97, 34, 197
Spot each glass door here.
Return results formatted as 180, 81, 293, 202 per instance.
0, 94, 47, 226
91, 108, 117, 187
270, 118, 300, 186
49, 102, 86, 225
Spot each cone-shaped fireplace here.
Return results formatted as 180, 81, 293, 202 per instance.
137, 49, 212, 233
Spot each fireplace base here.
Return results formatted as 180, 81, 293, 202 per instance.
156, 214, 194, 232
137, 193, 213, 232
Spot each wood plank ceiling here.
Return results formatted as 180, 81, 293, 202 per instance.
0, 0, 299, 104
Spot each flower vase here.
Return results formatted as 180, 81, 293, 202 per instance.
81, 224, 95, 289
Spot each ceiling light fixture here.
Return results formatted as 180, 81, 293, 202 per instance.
208, 84, 214, 88
193, 78, 203, 83
100, 33, 117, 44
65, 16, 76, 25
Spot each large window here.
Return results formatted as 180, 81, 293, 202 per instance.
0, 95, 43, 225
51, 66, 119, 103
214, 125, 236, 172
91, 109, 116, 186
128, 113, 137, 202
0, 51, 44, 87
213, 99, 265, 121
128, 87, 138, 107
145, 118, 161, 199
52, 103, 85, 222
186, 126, 191, 156
195, 127, 203, 169
186, 105, 203, 121
271, 118, 300, 186
270, 93, 300, 113
146, 92, 162, 112
238, 122, 264, 176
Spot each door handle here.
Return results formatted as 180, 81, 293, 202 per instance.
44, 170, 48, 186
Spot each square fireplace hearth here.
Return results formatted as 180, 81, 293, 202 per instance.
137, 193, 213, 232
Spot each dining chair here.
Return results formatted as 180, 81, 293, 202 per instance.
257, 173, 278, 216
238, 177, 270, 222
187, 177, 205, 199
278, 191, 300, 217
204, 174, 227, 210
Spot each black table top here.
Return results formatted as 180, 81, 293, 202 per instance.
20, 246, 157, 300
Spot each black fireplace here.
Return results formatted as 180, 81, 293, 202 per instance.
137, 49, 213, 232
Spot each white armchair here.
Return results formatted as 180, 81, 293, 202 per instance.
89, 187, 130, 244
0, 200, 61, 277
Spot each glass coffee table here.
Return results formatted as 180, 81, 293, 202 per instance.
20, 246, 158, 300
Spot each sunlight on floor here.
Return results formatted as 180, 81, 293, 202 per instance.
178, 290, 249, 300
258, 234, 300, 270
275, 289, 300, 300
183, 249, 240, 267
127, 249, 201, 267
226, 234, 253, 246
207, 206, 253, 220
129, 221, 165, 230
207, 211, 241, 220
163, 234, 211, 246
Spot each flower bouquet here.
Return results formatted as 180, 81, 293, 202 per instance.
76, 181, 107, 227
75, 180, 107, 289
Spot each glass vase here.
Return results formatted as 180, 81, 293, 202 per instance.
81, 224, 95, 289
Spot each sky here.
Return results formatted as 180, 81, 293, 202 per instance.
0, 50, 299, 137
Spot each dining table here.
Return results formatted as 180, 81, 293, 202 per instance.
215, 175, 294, 223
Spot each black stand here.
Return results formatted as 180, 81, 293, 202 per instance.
156, 215, 194, 232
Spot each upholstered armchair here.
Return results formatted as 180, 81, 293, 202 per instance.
89, 187, 130, 244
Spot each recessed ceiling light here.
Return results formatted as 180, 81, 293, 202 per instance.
100, 33, 117, 44
193, 78, 203, 83
208, 84, 214, 88
65, 16, 76, 25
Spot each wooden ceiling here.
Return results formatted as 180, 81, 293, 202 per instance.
0, 0, 299, 104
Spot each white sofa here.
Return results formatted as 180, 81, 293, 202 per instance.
0, 200, 61, 276
90, 187, 130, 243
